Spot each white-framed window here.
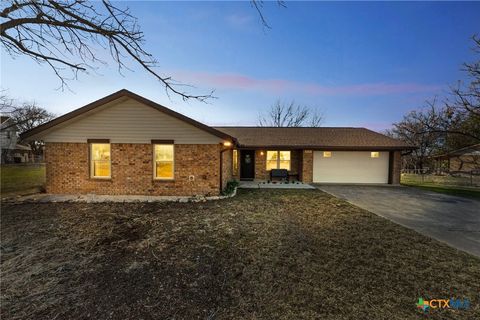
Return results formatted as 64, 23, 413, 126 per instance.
154, 144, 174, 179
323, 151, 332, 158
90, 143, 111, 178
266, 151, 291, 170
371, 152, 380, 158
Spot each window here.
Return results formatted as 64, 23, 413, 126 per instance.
154, 144, 174, 179
266, 151, 291, 170
371, 152, 379, 158
323, 151, 332, 158
90, 143, 111, 178
233, 149, 238, 175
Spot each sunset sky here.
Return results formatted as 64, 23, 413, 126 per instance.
2, 1, 479, 131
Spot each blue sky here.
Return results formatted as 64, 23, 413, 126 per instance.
1, 1, 479, 131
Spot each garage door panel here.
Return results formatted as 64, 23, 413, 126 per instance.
313, 151, 389, 183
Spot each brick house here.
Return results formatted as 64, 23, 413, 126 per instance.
432, 144, 480, 173
21, 90, 413, 196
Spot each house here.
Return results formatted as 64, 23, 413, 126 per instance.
21, 89, 414, 196
432, 144, 480, 173
1, 116, 34, 164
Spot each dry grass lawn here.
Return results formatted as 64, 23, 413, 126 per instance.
1, 189, 479, 319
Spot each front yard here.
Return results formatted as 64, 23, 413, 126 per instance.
1, 189, 479, 319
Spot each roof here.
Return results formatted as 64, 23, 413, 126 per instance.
214, 126, 414, 150
432, 143, 480, 159
0, 116, 10, 124
20, 89, 233, 142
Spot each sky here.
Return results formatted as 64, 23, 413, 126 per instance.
1, 1, 479, 131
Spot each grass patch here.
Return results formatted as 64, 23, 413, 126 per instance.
0, 164, 45, 194
401, 174, 480, 199
1, 189, 479, 319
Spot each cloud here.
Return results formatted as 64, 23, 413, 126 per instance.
174, 71, 442, 96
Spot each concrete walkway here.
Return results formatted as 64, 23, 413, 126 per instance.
317, 185, 480, 257
239, 180, 315, 189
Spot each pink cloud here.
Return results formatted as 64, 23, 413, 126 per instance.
174, 71, 442, 96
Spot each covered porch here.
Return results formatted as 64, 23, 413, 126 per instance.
238, 179, 315, 189
233, 149, 308, 182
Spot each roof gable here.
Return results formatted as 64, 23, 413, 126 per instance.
21, 89, 232, 142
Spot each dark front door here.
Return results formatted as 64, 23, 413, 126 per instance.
240, 150, 255, 180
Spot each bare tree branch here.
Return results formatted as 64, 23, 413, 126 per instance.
0, 0, 214, 101
258, 100, 324, 127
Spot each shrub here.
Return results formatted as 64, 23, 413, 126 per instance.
222, 180, 239, 196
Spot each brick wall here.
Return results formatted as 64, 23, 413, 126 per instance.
390, 151, 401, 184
45, 143, 222, 196
254, 150, 267, 180
221, 149, 233, 191
301, 150, 313, 183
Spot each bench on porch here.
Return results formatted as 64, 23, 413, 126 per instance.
270, 169, 289, 182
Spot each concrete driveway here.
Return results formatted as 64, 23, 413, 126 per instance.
316, 185, 480, 257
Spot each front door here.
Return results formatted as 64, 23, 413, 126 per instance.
240, 150, 255, 180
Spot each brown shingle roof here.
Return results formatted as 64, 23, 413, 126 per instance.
214, 127, 414, 150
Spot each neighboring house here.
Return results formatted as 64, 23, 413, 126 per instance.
1, 116, 33, 164
21, 89, 414, 196
432, 144, 480, 173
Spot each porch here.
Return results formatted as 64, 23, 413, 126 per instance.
233, 149, 307, 182
238, 179, 315, 189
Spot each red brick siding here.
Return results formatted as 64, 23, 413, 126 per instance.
45, 143, 222, 196
254, 150, 267, 180
301, 150, 313, 183
390, 151, 401, 185
221, 149, 233, 191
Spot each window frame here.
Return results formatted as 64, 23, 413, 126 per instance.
89, 141, 111, 179
266, 150, 291, 171
153, 143, 175, 180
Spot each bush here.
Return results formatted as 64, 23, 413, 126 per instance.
222, 180, 239, 196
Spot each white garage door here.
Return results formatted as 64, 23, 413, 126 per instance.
313, 151, 389, 183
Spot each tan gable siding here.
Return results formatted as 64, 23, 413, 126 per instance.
38, 98, 224, 144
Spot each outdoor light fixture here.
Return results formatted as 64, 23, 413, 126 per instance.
260, 151, 264, 156
223, 141, 232, 147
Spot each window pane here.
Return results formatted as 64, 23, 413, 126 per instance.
266, 160, 277, 171
279, 160, 290, 170
91, 144, 110, 177
155, 145, 174, 161
266, 151, 278, 161
233, 150, 238, 174
154, 144, 174, 179
279, 151, 290, 161
156, 162, 174, 179
94, 161, 110, 177
92, 144, 110, 161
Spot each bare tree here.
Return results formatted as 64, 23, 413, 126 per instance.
387, 109, 442, 170
1, 94, 54, 154
0, 0, 213, 101
1, 1, 287, 101
410, 36, 480, 144
258, 100, 324, 127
